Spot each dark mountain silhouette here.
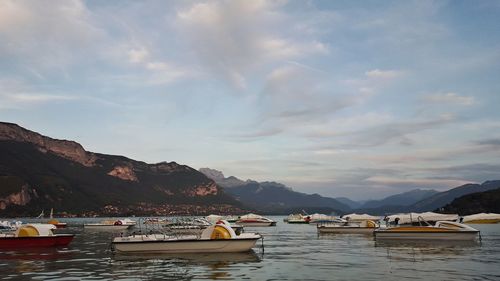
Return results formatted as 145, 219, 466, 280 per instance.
199, 168, 350, 214
0, 122, 238, 216
360, 189, 438, 209
439, 187, 500, 215
409, 180, 500, 212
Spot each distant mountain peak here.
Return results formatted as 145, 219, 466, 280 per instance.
199, 167, 351, 213
199, 168, 225, 181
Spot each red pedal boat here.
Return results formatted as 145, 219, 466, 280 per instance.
0, 224, 74, 249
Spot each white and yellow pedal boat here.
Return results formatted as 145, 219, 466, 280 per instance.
112, 221, 261, 254
374, 221, 479, 241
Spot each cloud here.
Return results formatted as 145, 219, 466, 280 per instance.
128, 47, 149, 63
366, 176, 471, 189
0, 0, 104, 72
0, 78, 77, 109
476, 138, 500, 147
422, 163, 500, 183
176, 1, 329, 88
365, 69, 401, 80
423, 92, 476, 106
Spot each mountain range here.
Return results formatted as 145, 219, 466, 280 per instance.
200, 168, 500, 215
199, 168, 350, 214
1, 122, 498, 217
0, 122, 240, 216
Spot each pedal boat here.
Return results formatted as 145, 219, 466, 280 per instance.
0, 224, 74, 249
317, 219, 378, 234
112, 221, 261, 254
236, 213, 277, 227
374, 221, 480, 241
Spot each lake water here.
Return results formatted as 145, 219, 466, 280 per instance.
1, 216, 500, 280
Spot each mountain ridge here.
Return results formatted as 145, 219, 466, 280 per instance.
199, 168, 350, 214
0, 122, 242, 216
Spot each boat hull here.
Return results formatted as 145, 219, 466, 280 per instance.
317, 226, 375, 234
113, 238, 260, 254
0, 234, 74, 248
374, 230, 479, 240
237, 221, 275, 227
287, 220, 309, 224
84, 224, 132, 231
465, 219, 500, 224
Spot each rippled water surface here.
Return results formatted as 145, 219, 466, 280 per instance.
1, 217, 500, 280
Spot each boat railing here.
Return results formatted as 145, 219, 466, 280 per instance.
127, 217, 208, 240
416, 216, 432, 226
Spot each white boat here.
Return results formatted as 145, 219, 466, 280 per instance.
317, 219, 378, 234
206, 214, 238, 223
462, 213, 500, 224
237, 214, 276, 227
286, 214, 310, 224
374, 221, 480, 241
112, 221, 261, 254
385, 212, 458, 226
341, 213, 381, 222
308, 213, 339, 224
84, 219, 135, 231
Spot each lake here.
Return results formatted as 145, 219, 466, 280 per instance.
1, 216, 500, 280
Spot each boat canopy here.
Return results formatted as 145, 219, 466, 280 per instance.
341, 213, 381, 221
239, 213, 265, 219
310, 213, 334, 220
386, 212, 459, 224
463, 213, 500, 222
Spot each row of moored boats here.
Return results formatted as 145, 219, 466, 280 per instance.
1, 212, 498, 253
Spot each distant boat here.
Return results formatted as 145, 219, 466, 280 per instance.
84, 219, 135, 231
462, 213, 500, 224
286, 214, 311, 224
341, 213, 381, 222
307, 213, 339, 224
317, 219, 378, 234
236, 214, 276, 227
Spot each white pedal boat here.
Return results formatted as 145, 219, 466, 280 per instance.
317, 219, 378, 234
112, 221, 261, 254
374, 221, 480, 241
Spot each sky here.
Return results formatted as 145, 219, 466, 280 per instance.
1, 0, 500, 200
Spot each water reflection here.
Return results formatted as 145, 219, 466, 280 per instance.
109, 251, 262, 280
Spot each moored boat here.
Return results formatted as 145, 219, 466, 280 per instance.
308, 213, 339, 224
384, 212, 458, 226
112, 221, 261, 254
317, 219, 378, 234
462, 213, 500, 224
341, 213, 381, 222
0, 224, 74, 249
84, 219, 135, 231
237, 214, 276, 227
286, 214, 311, 224
374, 221, 480, 241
